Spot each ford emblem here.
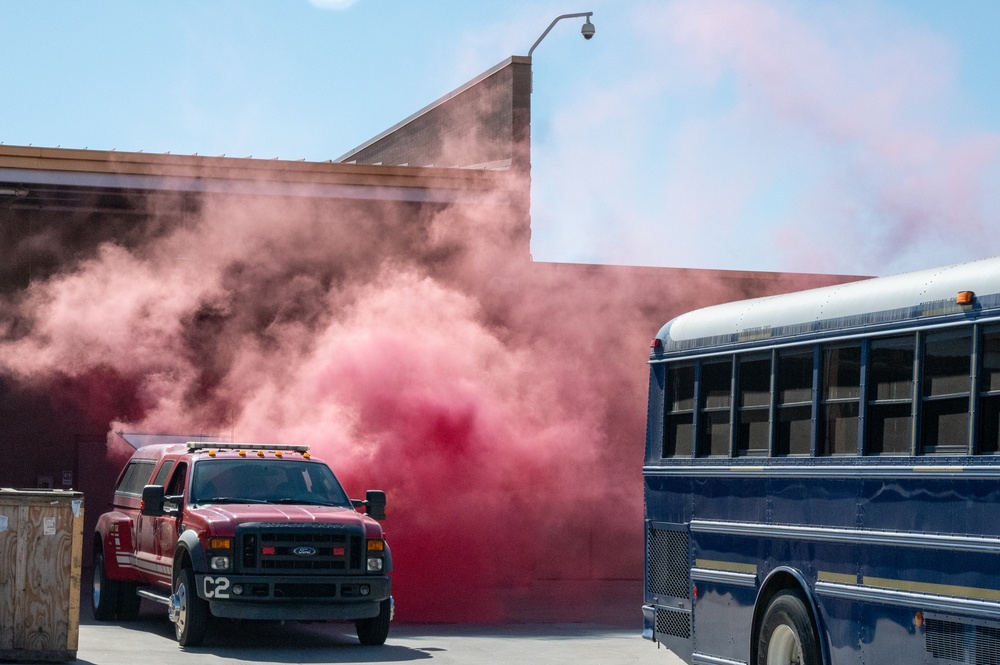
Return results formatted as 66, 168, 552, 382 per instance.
292, 546, 317, 557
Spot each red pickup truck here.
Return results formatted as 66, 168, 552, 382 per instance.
92, 441, 392, 647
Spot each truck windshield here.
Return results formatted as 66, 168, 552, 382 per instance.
190, 459, 352, 507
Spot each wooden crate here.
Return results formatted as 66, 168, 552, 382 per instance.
0, 489, 84, 663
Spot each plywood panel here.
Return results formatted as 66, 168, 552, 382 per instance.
16, 504, 70, 652
0, 490, 82, 662
67, 500, 83, 651
0, 503, 17, 651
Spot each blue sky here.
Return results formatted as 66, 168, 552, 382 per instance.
3, 1, 999, 276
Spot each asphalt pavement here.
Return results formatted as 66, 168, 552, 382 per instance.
73, 609, 685, 665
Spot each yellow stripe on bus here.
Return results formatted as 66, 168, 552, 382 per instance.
817, 571, 857, 585
864, 576, 1000, 602
694, 559, 757, 575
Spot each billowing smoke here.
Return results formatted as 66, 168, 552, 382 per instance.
1, 180, 684, 622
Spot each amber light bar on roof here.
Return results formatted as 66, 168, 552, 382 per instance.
185, 442, 310, 453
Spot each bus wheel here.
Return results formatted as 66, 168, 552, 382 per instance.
758, 590, 821, 665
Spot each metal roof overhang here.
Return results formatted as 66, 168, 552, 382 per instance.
0, 145, 518, 211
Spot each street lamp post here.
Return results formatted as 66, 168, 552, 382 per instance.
527, 12, 595, 58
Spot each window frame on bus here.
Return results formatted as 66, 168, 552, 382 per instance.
655, 319, 1000, 462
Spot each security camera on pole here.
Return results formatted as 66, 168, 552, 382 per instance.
527, 12, 595, 59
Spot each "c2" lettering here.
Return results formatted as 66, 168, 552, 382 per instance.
203, 576, 231, 599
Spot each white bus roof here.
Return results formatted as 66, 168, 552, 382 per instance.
655, 256, 1000, 356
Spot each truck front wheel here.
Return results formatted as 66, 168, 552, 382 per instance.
173, 567, 209, 647
92, 549, 121, 621
355, 598, 391, 646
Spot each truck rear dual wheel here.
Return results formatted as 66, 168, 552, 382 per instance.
92, 549, 142, 621
355, 599, 391, 646
91, 550, 119, 621
758, 591, 821, 665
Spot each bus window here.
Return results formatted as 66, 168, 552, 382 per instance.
920, 330, 971, 454
737, 355, 771, 456
819, 344, 860, 455
978, 326, 1000, 453
664, 363, 695, 457
776, 348, 813, 456
867, 335, 915, 455
698, 359, 732, 457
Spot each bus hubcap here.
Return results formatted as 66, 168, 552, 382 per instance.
768, 624, 803, 665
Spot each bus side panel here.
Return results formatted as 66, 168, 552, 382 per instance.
817, 596, 932, 665
691, 475, 768, 524
645, 475, 693, 525
768, 475, 862, 530
860, 475, 1000, 538
691, 577, 756, 661
689, 529, 757, 662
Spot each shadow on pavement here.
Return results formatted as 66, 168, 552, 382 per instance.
79, 581, 430, 663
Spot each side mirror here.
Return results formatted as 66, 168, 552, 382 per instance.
365, 490, 386, 520
141, 485, 165, 517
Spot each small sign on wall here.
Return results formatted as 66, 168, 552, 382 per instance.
62, 471, 73, 487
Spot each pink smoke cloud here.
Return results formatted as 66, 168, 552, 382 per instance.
625, 0, 1000, 274
2, 178, 656, 622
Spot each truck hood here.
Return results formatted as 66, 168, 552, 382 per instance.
186, 503, 381, 538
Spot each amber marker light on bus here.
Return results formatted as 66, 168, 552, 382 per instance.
275, 450, 283, 458
957, 291, 975, 305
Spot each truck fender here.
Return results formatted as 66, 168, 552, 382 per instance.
173, 528, 209, 578
94, 511, 141, 581
383, 542, 393, 574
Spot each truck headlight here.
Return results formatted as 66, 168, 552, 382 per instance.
367, 557, 383, 572
210, 556, 231, 571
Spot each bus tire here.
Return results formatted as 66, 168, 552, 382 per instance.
758, 590, 821, 665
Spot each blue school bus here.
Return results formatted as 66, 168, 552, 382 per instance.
642, 257, 1000, 665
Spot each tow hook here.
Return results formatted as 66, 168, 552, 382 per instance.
168, 594, 181, 623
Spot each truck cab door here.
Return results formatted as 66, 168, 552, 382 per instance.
154, 461, 188, 585
136, 460, 174, 577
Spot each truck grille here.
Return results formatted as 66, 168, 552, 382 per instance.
237, 523, 364, 574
